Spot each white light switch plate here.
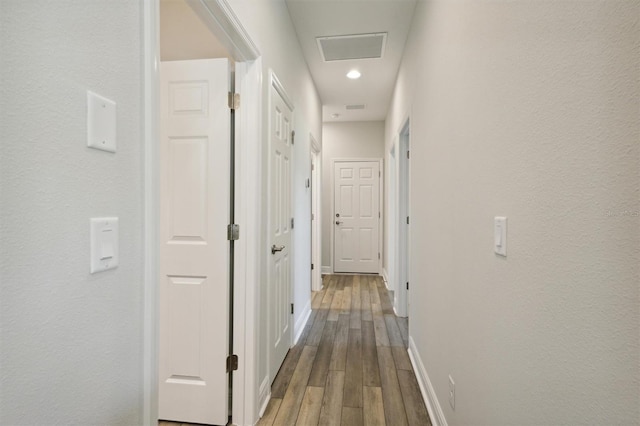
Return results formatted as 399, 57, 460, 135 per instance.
87, 91, 116, 153
494, 216, 507, 256
90, 217, 119, 273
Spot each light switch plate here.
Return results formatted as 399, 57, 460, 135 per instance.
87, 91, 116, 153
90, 217, 119, 273
494, 216, 507, 256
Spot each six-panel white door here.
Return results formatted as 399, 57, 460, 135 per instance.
268, 81, 293, 382
159, 59, 230, 425
334, 161, 380, 274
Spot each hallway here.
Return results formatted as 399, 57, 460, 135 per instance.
258, 275, 430, 426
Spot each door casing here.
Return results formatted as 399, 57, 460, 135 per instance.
142, 1, 262, 425
310, 136, 322, 291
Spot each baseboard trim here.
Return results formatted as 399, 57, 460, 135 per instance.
382, 268, 390, 289
321, 266, 332, 275
408, 337, 448, 426
293, 300, 312, 345
258, 376, 271, 418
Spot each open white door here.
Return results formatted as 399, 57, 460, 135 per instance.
159, 58, 230, 425
334, 161, 380, 274
268, 76, 293, 382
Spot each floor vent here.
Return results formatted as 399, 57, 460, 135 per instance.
317, 33, 387, 62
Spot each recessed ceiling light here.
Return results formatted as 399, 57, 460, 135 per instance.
331, 113, 340, 119
346, 70, 361, 79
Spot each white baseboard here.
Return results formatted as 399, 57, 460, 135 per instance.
321, 266, 332, 275
382, 268, 390, 289
293, 300, 312, 345
408, 337, 448, 426
258, 376, 271, 418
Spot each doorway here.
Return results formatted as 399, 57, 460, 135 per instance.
333, 160, 382, 274
396, 119, 410, 318
143, 0, 262, 425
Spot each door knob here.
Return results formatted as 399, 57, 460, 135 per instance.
271, 244, 285, 254
335, 221, 342, 225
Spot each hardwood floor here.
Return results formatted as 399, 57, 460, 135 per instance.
159, 274, 430, 426
259, 274, 431, 426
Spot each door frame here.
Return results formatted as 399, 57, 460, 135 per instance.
143, 1, 262, 425
386, 141, 397, 292
395, 118, 411, 318
330, 158, 383, 275
310, 136, 322, 291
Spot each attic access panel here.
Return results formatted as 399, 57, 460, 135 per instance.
317, 33, 387, 62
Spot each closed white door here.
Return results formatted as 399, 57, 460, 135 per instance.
269, 80, 293, 381
334, 161, 380, 274
159, 59, 230, 425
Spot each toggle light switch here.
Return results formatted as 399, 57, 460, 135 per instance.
494, 216, 507, 256
90, 217, 119, 273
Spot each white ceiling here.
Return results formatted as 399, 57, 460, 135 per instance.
286, 0, 416, 122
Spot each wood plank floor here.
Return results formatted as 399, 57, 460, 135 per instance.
159, 274, 430, 426
259, 274, 431, 426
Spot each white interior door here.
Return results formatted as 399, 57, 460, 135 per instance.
159, 58, 230, 425
334, 161, 380, 274
269, 79, 293, 381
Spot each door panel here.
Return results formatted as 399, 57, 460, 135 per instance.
269, 81, 293, 382
159, 59, 230, 425
334, 161, 380, 273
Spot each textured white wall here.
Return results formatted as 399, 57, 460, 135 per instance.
386, 1, 639, 424
0, 1, 144, 425
226, 0, 323, 416
321, 121, 385, 270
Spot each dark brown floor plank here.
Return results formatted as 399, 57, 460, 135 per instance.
373, 310, 390, 347
362, 320, 381, 387
391, 346, 413, 371
308, 320, 338, 386
343, 328, 363, 408
273, 346, 318, 426
329, 314, 350, 371
377, 346, 408, 426
271, 344, 304, 398
328, 289, 343, 321
256, 397, 282, 426
397, 369, 432, 426
341, 406, 364, 426
361, 283, 372, 321
350, 276, 362, 329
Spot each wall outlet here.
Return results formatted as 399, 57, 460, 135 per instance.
448, 374, 455, 410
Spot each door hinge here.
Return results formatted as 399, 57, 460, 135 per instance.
406, 216, 410, 225
291, 218, 295, 229
406, 282, 409, 290
226, 354, 238, 372
312, 213, 315, 220
378, 212, 381, 218
311, 263, 314, 270
291, 303, 294, 314
291, 130, 295, 145
407, 150, 410, 159
311, 163, 315, 171
379, 171, 381, 177
227, 224, 240, 240
378, 252, 381, 260
228, 92, 240, 110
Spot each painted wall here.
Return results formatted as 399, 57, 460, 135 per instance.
0, 1, 144, 424
226, 0, 323, 417
321, 121, 385, 271
386, 1, 640, 424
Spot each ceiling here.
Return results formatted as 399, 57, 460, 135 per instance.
286, 0, 417, 122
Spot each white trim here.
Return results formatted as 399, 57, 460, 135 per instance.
142, 0, 160, 424
293, 300, 312, 345
330, 158, 384, 275
270, 71, 295, 112
321, 266, 332, 275
187, 0, 259, 61
144, 1, 263, 425
408, 337, 448, 426
396, 118, 410, 318
310, 136, 322, 292
232, 58, 263, 426
258, 378, 271, 418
